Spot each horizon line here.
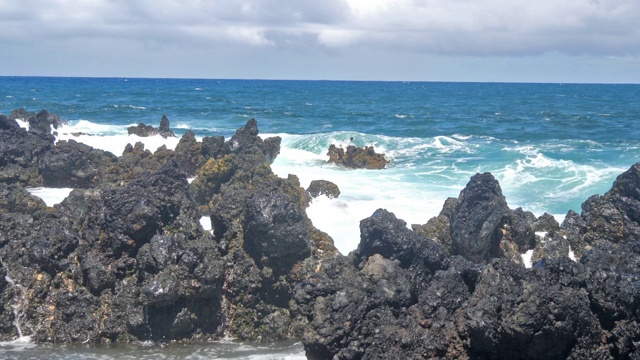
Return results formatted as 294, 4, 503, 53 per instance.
0, 74, 638, 86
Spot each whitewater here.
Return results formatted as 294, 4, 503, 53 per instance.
2, 77, 640, 358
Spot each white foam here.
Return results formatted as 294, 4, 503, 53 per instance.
26, 187, 73, 206
522, 249, 535, 268
271, 134, 457, 255
51, 120, 181, 156
568, 245, 577, 262
200, 216, 213, 233
0, 335, 34, 348
15, 119, 29, 130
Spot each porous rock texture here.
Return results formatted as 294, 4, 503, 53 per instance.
326, 144, 389, 169
0, 114, 336, 344
298, 164, 640, 359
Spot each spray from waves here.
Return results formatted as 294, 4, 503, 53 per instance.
494, 145, 626, 215
271, 132, 477, 254
54, 120, 181, 156
112, 104, 146, 110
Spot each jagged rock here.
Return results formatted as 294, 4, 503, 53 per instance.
41, 139, 117, 188
174, 130, 204, 176
127, 123, 158, 137
449, 173, 511, 263
531, 230, 571, 264
326, 144, 388, 169
190, 118, 282, 207
0, 114, 53, 186
307, 180, 340, 199
412, 197, 456, 253
158, 115, 175, 138
299, 166, 640, 359
0, 183, 47, 214
127, 115, 175, 139
534, 212, 560, 232
492, 207, 537, 264
562, 163, 640, 257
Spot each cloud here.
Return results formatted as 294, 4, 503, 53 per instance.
0, 0, 638, 58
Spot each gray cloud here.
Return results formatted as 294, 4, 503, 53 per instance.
2, 0, 638, 56
0, 0, 638, 82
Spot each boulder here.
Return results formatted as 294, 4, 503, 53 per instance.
158, 115, 175, 138
127, 123, 158, 137
326, 144, 388, 169
449, 173, 510, 263
307, 180, 340, 199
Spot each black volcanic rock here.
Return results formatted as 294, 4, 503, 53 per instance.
127, 123, 158, 137
41, 139, 117, 188
412, 197, 456, 253
0, 113, 334, 343
0, 114, 53, 186
307, 180, 340, 199
298, 165, 640, 359
563, 162, 640, 257
449, 172, 511, 263
127, 115, 175, 139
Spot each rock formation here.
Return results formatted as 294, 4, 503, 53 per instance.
127, 115, 176, 138
307, 180, 341, 199
2, 109, 640, 359
326, 144, 388, 169
0, 113, 335, 344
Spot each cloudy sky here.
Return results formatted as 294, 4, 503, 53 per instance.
1, 0, 639, 83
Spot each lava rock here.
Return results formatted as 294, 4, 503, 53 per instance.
326, 144, 388, 169
307, 180, 341, 199
449, 173, 510, 263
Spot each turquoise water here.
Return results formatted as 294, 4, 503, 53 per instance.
2, 77, 640, 357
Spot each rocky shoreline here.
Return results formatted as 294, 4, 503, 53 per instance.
1, 110, 639, 358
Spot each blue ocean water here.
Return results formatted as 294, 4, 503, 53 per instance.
2, 77, 640, 357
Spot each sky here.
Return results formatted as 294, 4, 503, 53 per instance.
1, 0, 639, 83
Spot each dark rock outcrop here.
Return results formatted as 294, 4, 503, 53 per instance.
0, 113, 55, 186
449, 173, 511, 263
127, 115, 175, 139
0, 115, 334, 344
41, 139, 118, 188
562, 163, 640, 257
307, 180, 341, 199
327, 144, 388, 169
0, 160, 226, 343
298, 163, 640, 359
412, 197, 456, 254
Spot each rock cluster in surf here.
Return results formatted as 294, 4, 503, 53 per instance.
127, 115, 176, 138
1, 109, 640, 359
326, 143, 389, 169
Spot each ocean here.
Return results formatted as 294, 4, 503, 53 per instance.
1, 77, 640, 358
